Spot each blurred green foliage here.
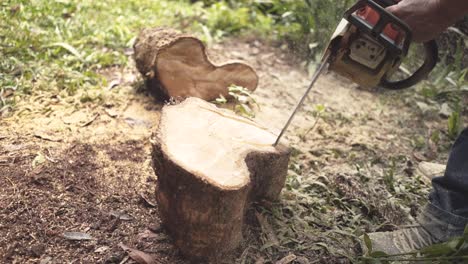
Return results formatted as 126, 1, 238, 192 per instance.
1, 0, 466, 135
0, 0, 353, 114
195, 0, 353, 57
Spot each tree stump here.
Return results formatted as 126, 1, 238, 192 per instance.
134, 28, 259, 101
151, 98, 290, 260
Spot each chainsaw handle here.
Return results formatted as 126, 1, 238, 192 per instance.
377, 0, 439, 90
380, 40, 438, 90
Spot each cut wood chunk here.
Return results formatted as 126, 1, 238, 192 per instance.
134, 28, 258, 101
151, 98, 290, 260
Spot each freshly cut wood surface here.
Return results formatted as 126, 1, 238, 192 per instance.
151, 98, 290, 260
134, 28, 258, 101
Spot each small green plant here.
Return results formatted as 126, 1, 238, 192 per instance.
448, 110, 462, 140
298, 104, 326, 141
383, 159, 396, 193
214, 85, 259, 119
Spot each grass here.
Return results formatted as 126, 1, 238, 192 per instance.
1, 0, 359, 116
0, 0, 274, 115
241, 148, 432, 262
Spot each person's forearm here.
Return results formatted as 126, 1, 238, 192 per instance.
387, 0, 468, 42
441, 0, 468, 23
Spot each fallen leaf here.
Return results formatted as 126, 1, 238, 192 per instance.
63, 232, 93, 241
119, 243, 157, 264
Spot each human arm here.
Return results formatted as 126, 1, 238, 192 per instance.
386, 0, 468, 42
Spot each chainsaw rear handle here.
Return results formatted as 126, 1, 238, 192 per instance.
380, 41, 438, 90
346, 0, 439, 90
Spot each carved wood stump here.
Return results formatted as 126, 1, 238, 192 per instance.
151, 98, 290, 260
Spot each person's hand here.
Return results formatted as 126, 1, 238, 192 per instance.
386, 0, 467, 42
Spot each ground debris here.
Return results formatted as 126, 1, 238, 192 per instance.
119, 243, 158, 264
256, 211, 280, 246
34, 130, 62, 142
110, 211, 133, 221
140, 192, 157, 207
63, 232, 93, 241
137, 229, 159, 241
275, 253, 297, 264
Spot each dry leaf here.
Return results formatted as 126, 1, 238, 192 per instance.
119, 243, 157, 264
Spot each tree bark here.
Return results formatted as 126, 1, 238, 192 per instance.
151, 98, 290, 260
134, 28, 259, 101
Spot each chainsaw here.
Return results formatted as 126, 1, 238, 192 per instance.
274, 0, 438, 146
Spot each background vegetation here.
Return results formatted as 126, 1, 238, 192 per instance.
2, 0, 466, 128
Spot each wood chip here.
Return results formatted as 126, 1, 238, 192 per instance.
63, 232, 93, 241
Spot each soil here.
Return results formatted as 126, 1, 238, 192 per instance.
0, 38, 452, 263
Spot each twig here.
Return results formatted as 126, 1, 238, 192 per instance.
5, 176, 17, 194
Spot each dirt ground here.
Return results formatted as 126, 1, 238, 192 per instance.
0, 39, 450, 263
